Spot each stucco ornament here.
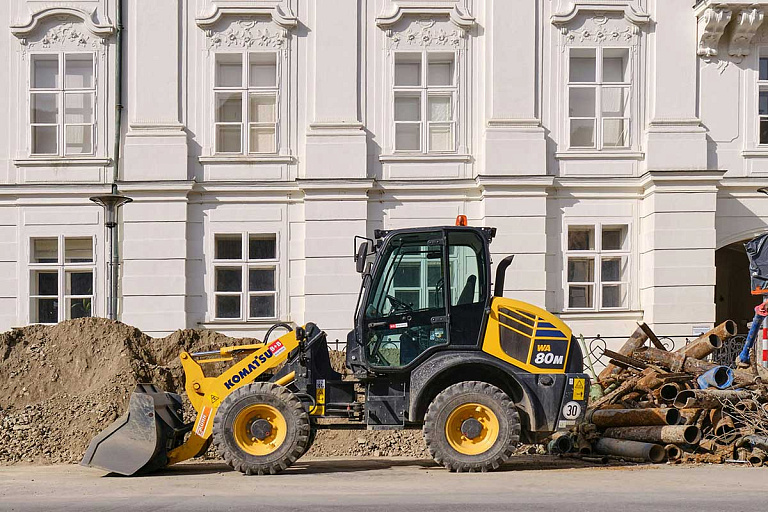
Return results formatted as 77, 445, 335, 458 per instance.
206, 19, 286, 51
561, 15, 638, 48
387, 18, 465, 52
22, 19, 105, 53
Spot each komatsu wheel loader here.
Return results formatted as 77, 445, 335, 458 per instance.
82, 219, 589, 475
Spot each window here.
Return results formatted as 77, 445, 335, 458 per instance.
29, 236, 95, 323
759, 53, 768, 145
29, 53, 95, 156
565, 224, 629, 310
393, 52, 456, 153
214, 52, 278, 155
213, 233, 278, 320
568, 47, 630, 150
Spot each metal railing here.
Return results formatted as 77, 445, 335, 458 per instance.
580, 333, 747, 369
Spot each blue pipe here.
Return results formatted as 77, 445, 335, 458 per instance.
738, 312, 766, 364
697, 366, 735, 389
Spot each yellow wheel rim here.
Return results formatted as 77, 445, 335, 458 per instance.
445, 403, 499, 456
232, 404, 287, 456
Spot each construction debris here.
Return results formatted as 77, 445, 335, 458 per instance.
559, 321, 768, 466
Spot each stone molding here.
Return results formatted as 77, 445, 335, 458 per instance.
196, 3, 298, 30
550, 1, 650, 27
695, 2, 767, 59
10, 6, 115, 40
375, 2, 475, 30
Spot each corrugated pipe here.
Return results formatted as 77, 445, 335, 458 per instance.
696, 366, 735, 390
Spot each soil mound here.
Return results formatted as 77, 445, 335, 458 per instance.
0, 318, 429, 465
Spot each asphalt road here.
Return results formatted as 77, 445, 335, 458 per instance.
0, 457, 765, 512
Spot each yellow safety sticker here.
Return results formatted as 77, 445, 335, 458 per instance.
573, 378, 585, 401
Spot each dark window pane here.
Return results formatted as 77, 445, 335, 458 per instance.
760, 91, 768, 116
65, 238, 93, 263
394, 290, 419, 309
32, 238, 58, 263
761, 58, 768, 81
67, 272, 93, 295
567, 259, 595, 282
35, 271, 58, 296
762, 119, 768, 145
216, 295, 240, 318
69, 298, 91, 319
393, 263, 420, 287
216, 268, 242, 292
249, 269, 275, 291
249, 235, 276, 259
249, 295, 275, 317
601, 258, 621, 282
568, 285, 593, 308
35, 298, 58, 323
602, 226, 627, 251
568, 228, 595, 250
215, 235, 241, 259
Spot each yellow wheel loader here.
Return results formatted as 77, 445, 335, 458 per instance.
82, 220, 590, 475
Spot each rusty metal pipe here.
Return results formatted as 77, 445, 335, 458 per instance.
748, 448, 766, 467
635, 346, 755, 387
588, 408, 679, 427
676, 408, 703, 425
594, 438, 666, 463
673, 389, 754, 409
664, 444, 682, 461
602, 425, 702, 445
598, 325, 649, 384
678, 333, 723, 360
660, 383, 684, 401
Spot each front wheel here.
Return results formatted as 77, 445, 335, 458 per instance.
423, 381, 520, 472
212, 382, 310, 475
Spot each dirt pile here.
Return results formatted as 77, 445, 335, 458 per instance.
0, 318, 430, 465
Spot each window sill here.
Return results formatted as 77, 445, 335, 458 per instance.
555, 151, 644, 161
14, 157, 111, 167
379, 153, 472, 163
742, 149, 768, 158
199, 320, 291, 328
199, 155, 296, 164
558, 310, 642, 321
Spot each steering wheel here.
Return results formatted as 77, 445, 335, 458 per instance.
386, 294, 413, 313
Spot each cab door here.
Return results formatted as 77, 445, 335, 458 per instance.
362, 231, 449, 369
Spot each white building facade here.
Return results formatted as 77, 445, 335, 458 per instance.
1, 0, 768, 350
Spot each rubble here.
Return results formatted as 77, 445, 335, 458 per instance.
561, 321, 768, 466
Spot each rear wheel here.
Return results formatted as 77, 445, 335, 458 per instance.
213, 382, 310, 475
423, 381, 520, 472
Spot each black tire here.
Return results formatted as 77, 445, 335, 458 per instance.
212, 382, 310, 475
423, 381, 520, 472
298, 422, 318, 458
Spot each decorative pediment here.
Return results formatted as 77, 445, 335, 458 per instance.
695, 2, 767, 59
196, 2, 298, 30
376, 2, 475, 31
551, 1, 650, 27
10, 6, 115, 40
558, 13, 641, 49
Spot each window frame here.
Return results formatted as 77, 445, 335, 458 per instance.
212, 51, 280, 156
563, 222, 631, 312
757, 49, 768, 146
28, 235, 96, 324
211, 232, 280, 322
28, 51, 97, 158
566, 46, 632, 152
391, 50, 458, 155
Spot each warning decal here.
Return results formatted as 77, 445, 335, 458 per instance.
195, 405, 212, 437
573, 378, 585, 401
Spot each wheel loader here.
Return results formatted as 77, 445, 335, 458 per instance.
82, 218, 589, 475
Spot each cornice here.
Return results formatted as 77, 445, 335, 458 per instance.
10, 6, 115, 39
196, 3, 298, 30
550, 1, 650, 26
375, 3, 475, 30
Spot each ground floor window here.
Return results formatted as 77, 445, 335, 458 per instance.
213, 233, 278, 321
29, 236, 95, 323
565, 223, 630, 310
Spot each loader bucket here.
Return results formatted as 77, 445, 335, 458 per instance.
81, 383, 189, 476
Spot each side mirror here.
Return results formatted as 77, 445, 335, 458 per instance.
355, 241, 370, 273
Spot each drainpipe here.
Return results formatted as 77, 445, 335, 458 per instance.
112, 0, 124, 319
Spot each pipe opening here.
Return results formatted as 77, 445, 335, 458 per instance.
712, 367, 730, 387
661, 384, 681, 401
724, 320, 737, 337
665, 445, 682, 461
665, 409, 681, 426
708, 334, 723, 350
674, 390, 695, 409
648, 444, 666, 463
683, 425, 702, 445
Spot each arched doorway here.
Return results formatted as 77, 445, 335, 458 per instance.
715, 240, 761, 333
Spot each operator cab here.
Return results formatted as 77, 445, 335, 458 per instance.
349, 224, 496, 374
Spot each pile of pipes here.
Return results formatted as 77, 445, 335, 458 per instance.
557, 321, 768, 466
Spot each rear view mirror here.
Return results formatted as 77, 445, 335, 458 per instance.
355, 242, 370, 273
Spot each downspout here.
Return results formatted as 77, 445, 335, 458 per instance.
111, 0, 124, 319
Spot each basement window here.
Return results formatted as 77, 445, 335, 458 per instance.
213, 233, 278, 321
29, 236, 95, 323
